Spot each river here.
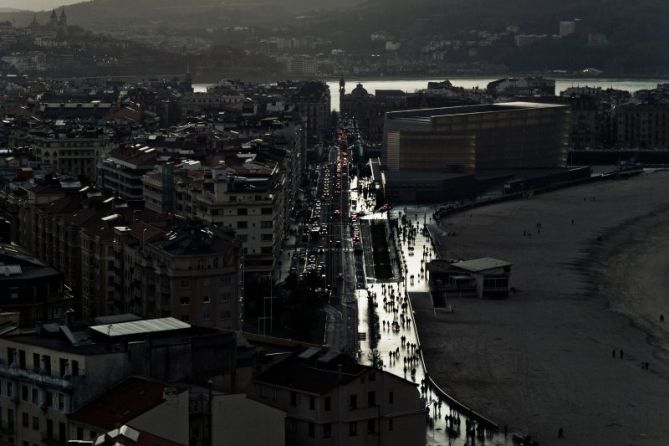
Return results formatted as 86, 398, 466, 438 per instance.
194, 77, 669, 111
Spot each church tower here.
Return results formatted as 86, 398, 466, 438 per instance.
58, 8, 67, 27
49, 9, 57, 26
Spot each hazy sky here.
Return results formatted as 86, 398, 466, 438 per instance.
0, 0, 82, 11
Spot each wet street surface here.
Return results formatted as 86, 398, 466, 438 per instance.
352, 189, 517, 445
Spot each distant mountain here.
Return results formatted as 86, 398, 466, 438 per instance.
0, 0, 364, 28
0, 0, 81, 11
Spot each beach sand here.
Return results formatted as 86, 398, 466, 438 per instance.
417, 171, 669, 446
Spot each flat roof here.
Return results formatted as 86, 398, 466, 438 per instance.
387, 101, 567, 123
90, 317, 190, 338
452, 257, 512, 273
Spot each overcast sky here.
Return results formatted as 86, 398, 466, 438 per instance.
0, 0, 82, 11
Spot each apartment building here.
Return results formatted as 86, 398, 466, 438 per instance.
292, 81, 331, 146
0, 243, 70, 326
616, 103, 669, 149
29, 127, 115, 181
143, 156, 286, 275
0, 317, 246, 446
251, 348, 426, 446
99, 146, 159, 202
111, 223, 243, 330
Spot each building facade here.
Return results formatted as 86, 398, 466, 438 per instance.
111, 224, 243, 330
251, 349, 426, 446
383, 102, 571, 173
143, 158, 286, 275
616, 103, 669, 149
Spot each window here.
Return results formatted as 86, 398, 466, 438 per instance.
368, 391, 376, 406
261, 234, 273, 242
260, 220, 273, 229
323, 423, 332, 438
6, 381, 12, 398
324, 396, 331, 411
349, 422, 357, 437
58, 393, 65, 411
369, 372, 376, 381
237, 221, 248, 229
47, 419, 54, 439
21, 385, 27, 401
218, 292, 231, 303
31, 388, 38, 404
72, 360, 79, 377
60, 358, 69, 377
32, 417, 38, 431
308, 423, 315, 438
76, 427, 83, 440
18, 350, 25, 369
349, 394, 357, 409
6, 348, 15, 365
21, 412, 28, 428
202, 296, 211, 304
388, 418, 394, 431
32, 353, 40, 371
46, 392, 53, 408
261, 208, 272, 215
42, 355, 51, 375
286, 419, 296, 433
237, 208, 247, 216
9, 287, 18, 299
290, 391, 297, 407
389, 391, 394, 404
309, 396, 315, 410
180, 297, 191, 305
367, 419, 376, 434
180, 280, 190, 287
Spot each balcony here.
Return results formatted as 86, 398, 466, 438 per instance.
0, 363, 75, 391
0, 421, 14, 435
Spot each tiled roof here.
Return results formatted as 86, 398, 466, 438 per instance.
69, 377, 184, 430
254, 350, 367, 395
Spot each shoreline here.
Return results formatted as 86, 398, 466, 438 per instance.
417, 172, 669, 445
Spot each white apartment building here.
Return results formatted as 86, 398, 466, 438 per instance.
251, 349, 427, 446
142, 157, 286, 274
0, 329, 133, 446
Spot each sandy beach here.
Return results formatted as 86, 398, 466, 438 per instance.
417, 171, 669, 445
